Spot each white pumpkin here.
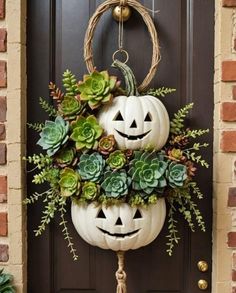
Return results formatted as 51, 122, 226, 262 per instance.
98, 95, 170, 150
71, 199, 166, 251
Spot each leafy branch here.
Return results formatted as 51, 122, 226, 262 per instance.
190, 182, 204, 199
49, 81, 64, 102
170, 103, 194, 135
184, 151, 209, 168
39, 97, 57, 117
146, 87, 176, 98
27, 122, 44, 132
59, 198, 79, 261
186, 129, 209, 139
166, 199, 180, 256
63, 70, 79, 96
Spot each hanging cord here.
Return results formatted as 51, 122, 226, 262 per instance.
116, 251, 127, 293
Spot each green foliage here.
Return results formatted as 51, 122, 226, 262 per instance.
27, 122, 44, 132
58, 96, 82, 119
63, 70, 79, 97
170, 103, 194, 135
106, 150, 126, 169
166, 162, 187, 188
0, 269, 15, 293
78, 71, 117, 109
59, 198, 78, 261
146, 87, 176, 97
184, 151, 209, 168
166, 200, 180, 256
186, 129, 209, 139
190, 182, 204, 199
39, 97, 57, 117
24, 153, 52, 169
59, 168, 81, 197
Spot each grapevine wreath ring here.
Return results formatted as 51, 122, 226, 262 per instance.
84, 0, 160, 91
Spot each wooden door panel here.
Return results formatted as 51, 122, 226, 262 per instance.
27, 1, 213, 292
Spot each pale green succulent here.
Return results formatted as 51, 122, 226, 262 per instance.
166, 162, 187, 188
70, 115, 103, 150
129, 151, 168, 194
37, 116, 69, 156
81, 182, 100, 201
77, 152, 105, 182
58, 96, 81, 119
78, 71, 117, 109
101, 170, 131, 198
106, 150, 126, 169
59, 168, 81, 197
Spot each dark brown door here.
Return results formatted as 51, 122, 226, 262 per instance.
27, 1, 214, 292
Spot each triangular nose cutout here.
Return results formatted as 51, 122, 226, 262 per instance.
130, 120, 137, 128
115, 217, 123, 226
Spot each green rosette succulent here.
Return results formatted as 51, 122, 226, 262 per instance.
78, 71, 117, 109
37, 116, 69, 156
81, 182, 100, 200
77, 152, 105, 182
55, 147, 76, 167
58, 96, 81, 119
106, 150, 126, 170
98, 135, 116, 155
59, 168, 81, 197
71, 115, 103, 150
101, 170, 131, 198
129, 151, 168, 194
166, 162, 188, 188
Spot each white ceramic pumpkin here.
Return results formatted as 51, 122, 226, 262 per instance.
71, 198, 166, 251
98, 95, 170, 150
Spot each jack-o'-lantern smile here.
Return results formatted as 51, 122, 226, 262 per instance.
97, 227, 140, 238
115, 129, 151, 141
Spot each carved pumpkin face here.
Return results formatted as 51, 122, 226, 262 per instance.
98, 95, 170, 150
71, 199, 166, 251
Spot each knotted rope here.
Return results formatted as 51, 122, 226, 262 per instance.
116, 251, 127, 293
84, 0, 160, 92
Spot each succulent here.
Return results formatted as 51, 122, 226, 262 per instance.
62, 70, 79, 96
106, 150, 126, 170
81, 182, 100, 200
55, 147, 76, 167
77, 152, 105, 182
186, 161, 197, 177
58, 96, 81, 119
98, 135, 116, 155
0, 269, 15, 293
167, 148, 185, 162
166, 162, 188, 188
71, 115, 103, 150
59, 168, 81, 197
78, 71, 117, 109
129, 151, 168, 194
101, 170, 131, 198
37, 116, 69, 156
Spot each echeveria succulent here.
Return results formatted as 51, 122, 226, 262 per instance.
55, 147, 76, 167
59, 168, 81, 197
98, 135, 116, 155
167, 148, 184, 162
71, 115, 103, 150
166, 162, 188, 188
106, 150, 126, 170
37, 116, 69, 156
81, 182, 100, 200
58, 96, 81, 119
78, 71, 117, 109
101, 170, 131, 198
129, 151, 168, 194
77, 152, 105, 182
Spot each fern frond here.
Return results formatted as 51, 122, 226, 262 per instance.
27, 122, 44, 132
49, 82, 64, 101
185, 151, 209, 168
186, 129, 209, 139
170, 103, 194, 135
39, 97, 57, 117
146, 87, 176, 97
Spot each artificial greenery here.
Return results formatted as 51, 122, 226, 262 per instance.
25, 66, 209, 259
0, 269, 15, 293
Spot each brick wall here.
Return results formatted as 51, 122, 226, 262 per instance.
214, 0, 236, 292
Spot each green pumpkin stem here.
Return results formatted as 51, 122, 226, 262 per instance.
112, 60, 139, 96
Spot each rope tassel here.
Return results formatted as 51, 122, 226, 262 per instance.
116, 251, 127, 293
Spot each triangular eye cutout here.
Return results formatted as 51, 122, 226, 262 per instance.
97, 209, 106, 219
113, 111, 124, 121
133, 209, 142, 219
144, 112, 152, 122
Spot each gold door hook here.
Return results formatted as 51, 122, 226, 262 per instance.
112, 5, 132, 22
198, 279, 208, 290
197, 261, 209, 272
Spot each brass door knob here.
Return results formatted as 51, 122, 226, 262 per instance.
198, 279, 208, 290
197, 260, 208, 272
